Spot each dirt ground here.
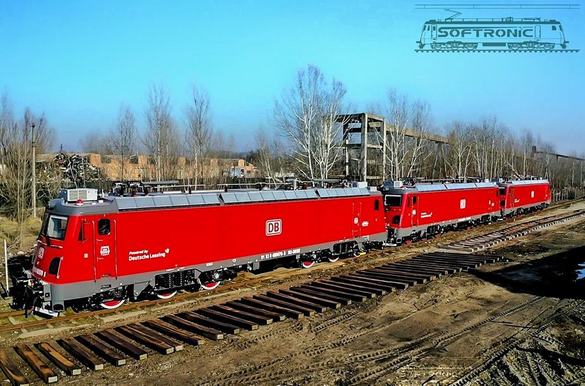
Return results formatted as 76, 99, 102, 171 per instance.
37, 204, 582, 386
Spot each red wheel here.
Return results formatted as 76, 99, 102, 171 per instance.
301, 260, 315, 269
327, 257, 339, 263
99, 298, 125, 310
201, 281, 221, 290
156, 290, 177, 300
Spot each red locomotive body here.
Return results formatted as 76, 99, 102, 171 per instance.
382, 182, 500, 243
499, 180, 551, 215
28, 188, 386, 312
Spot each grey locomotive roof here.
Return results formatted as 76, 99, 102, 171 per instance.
48, 187, 375, 215
383, 179, 549, 196
505, 179, 549, 186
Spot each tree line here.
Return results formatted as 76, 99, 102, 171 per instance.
1, 64, 584, 225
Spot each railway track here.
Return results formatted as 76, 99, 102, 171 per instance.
0, 251, 504, 385
447, 298, 585, 386
1, 201, 583, 384
208, 296, 549, 385
440, 209, 585, 252
1, 200, 579, 334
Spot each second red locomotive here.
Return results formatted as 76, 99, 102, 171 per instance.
382, 179, 551, 244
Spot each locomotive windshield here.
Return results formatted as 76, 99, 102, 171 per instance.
385, 195, 402, 207
42, 214, 69, 240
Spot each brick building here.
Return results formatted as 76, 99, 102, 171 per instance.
38, 153, 259, 181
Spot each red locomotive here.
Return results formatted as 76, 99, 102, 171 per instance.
498, 180, 552, 216
9, 179, 551, 315
12, 187, 386, 313
382, 179, 551, 244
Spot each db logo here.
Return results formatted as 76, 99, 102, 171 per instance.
265, 219, 282, 236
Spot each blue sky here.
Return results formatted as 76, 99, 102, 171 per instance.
1, 0, 583, 154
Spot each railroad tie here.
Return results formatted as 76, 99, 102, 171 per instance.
224, 300, 286, 322
301, 283, 367, 303
338, 274, 401, 291
75, 334, 127, 366
95, 329, 148, 360
128, 323, 184, 352
238, 297, 305, 320
36, 342, 81, 376
350, 271, 417, 286
312, 280, 377, 299
211, 304, 274, 325
264, 291, 328, 313
327, 277, 388, 295
196, 308, 260, 331
162, 314, 224, 341
0, 349, 30, 386
116, 325, 174, 355
142, 319, 204, 346
181, 311, 241, 335
253, 294, 316, 316
278, 289, 341, 309
288, 286, 353, 306
361, 268, 424, 285
378, 264, 442, 278
14, 344, 58, 384
58, 338, 104, 371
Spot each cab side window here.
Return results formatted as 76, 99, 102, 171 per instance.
98, 219, 110, 235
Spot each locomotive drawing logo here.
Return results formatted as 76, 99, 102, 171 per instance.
415, 10, 579, 53
265, 219, 282, 236
417, 17, 577, 52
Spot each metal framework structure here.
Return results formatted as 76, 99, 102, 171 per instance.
339, 113, 582, 186
531, 146, 585, 162
338, 113, 449, 184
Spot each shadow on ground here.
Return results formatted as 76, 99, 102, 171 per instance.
472, 246, 585, 298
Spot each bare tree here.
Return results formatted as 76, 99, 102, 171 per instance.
185, 86, 212, 188
254, 127, 285, 182
383, 90, 432, 180
519, 130, 535, 177
445, 121, 473, 180
79, 131, 112, 155
406, 100, 432, 177
110, 105, 137, 181
144, 85, 179, 181
275, 65, 347, 182
0, 93, 54, 246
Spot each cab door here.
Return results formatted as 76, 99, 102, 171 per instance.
411, 195, 419, 227
94, 218, 117, 279
352, 202, 362, 238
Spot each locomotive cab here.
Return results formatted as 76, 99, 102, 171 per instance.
385, 194, 403, 227
12, 189, 107, 315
